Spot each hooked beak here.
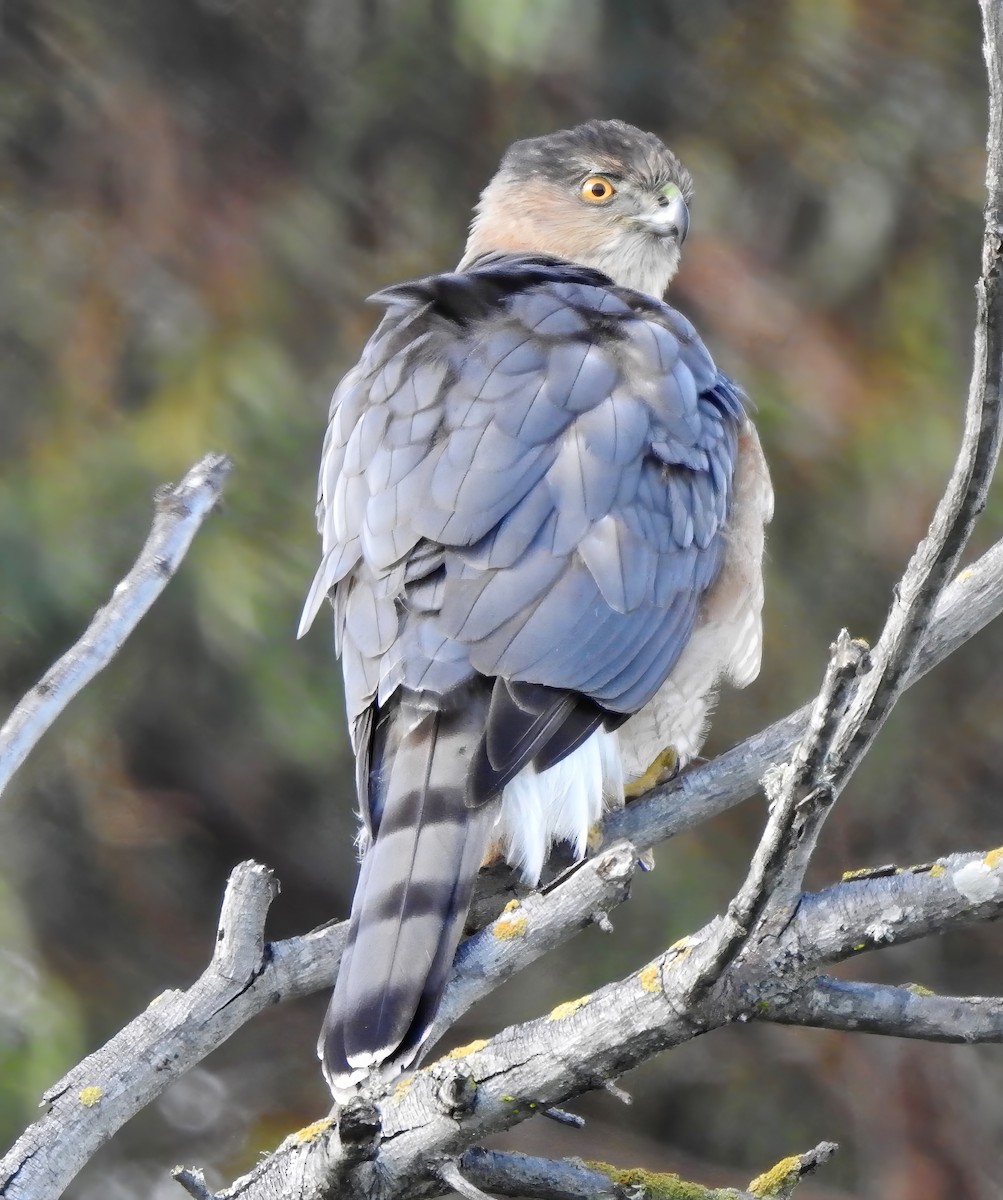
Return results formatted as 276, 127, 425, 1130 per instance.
637, 195, 689, 243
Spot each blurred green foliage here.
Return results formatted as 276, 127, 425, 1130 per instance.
1, 1, 1002, 1197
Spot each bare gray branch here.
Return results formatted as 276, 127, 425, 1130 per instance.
765, 976, 1003, 1044
0, 452, 232, 800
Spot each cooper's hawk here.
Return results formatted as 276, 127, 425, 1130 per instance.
300, 119, 773, 1096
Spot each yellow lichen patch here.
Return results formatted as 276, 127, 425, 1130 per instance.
665, 935, 696, 965
549, 994, 592, 1020
639, 964, 661, 993
748, 1153, 801, 1197
502, 899, 521, 913
984, 846, 1003, 869
906, 982, 935, 997
292, 1117, 335, 1144
586, 1160, 713, 1199
493, 913, 528, 940
393, 1075, 414, 1100
586, 821, 604, 852
447, 1039, 488, 1059
840, 864, 900, 882
78, 1087, 103, 1108
956, 567, 975, 584
929, 863, 946, 877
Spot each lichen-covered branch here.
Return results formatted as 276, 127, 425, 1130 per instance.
744, 1143, 839, 1200
457, 1143, 837, 1200
430, 841, 637, 1046
461, 1148, 730, 1200
0, 453, 232, 800
0, 843, 635, 1200
174, 1141, 837, 1200
167, 846, 1003, 1199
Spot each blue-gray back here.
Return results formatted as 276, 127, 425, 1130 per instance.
301, 253, 745, 760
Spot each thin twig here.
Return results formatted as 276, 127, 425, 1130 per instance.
782, 631, 870, 799
602, 1080, 633, 1106
686, 634, 869, 997
735, 146, 1003, 924
541, 1105, 587, 1127
727, 634, 868, 931
822, 0, 1003, 789
172, 1166, 218, 1200
0, 452, 232, 799
746, 1142, 839, 1200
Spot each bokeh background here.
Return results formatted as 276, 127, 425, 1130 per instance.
1, 1, 1002, 1197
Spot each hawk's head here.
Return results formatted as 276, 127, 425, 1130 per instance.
461, 119, 693, 298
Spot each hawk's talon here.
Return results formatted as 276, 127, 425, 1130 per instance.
624, 746, 679, 798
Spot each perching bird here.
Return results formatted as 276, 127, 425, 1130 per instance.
299, 119, 773, 1097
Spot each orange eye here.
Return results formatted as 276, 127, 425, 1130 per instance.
580, 175, 616, 203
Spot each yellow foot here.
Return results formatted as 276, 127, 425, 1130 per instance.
624, 747, 679, 799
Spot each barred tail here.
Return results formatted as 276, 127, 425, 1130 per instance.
320, 702, 496, 1095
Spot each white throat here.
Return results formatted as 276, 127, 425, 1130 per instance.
579, 235, 680, 298
459, 233, 679, 300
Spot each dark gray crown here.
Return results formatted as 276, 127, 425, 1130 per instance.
499, 119, 693, 199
